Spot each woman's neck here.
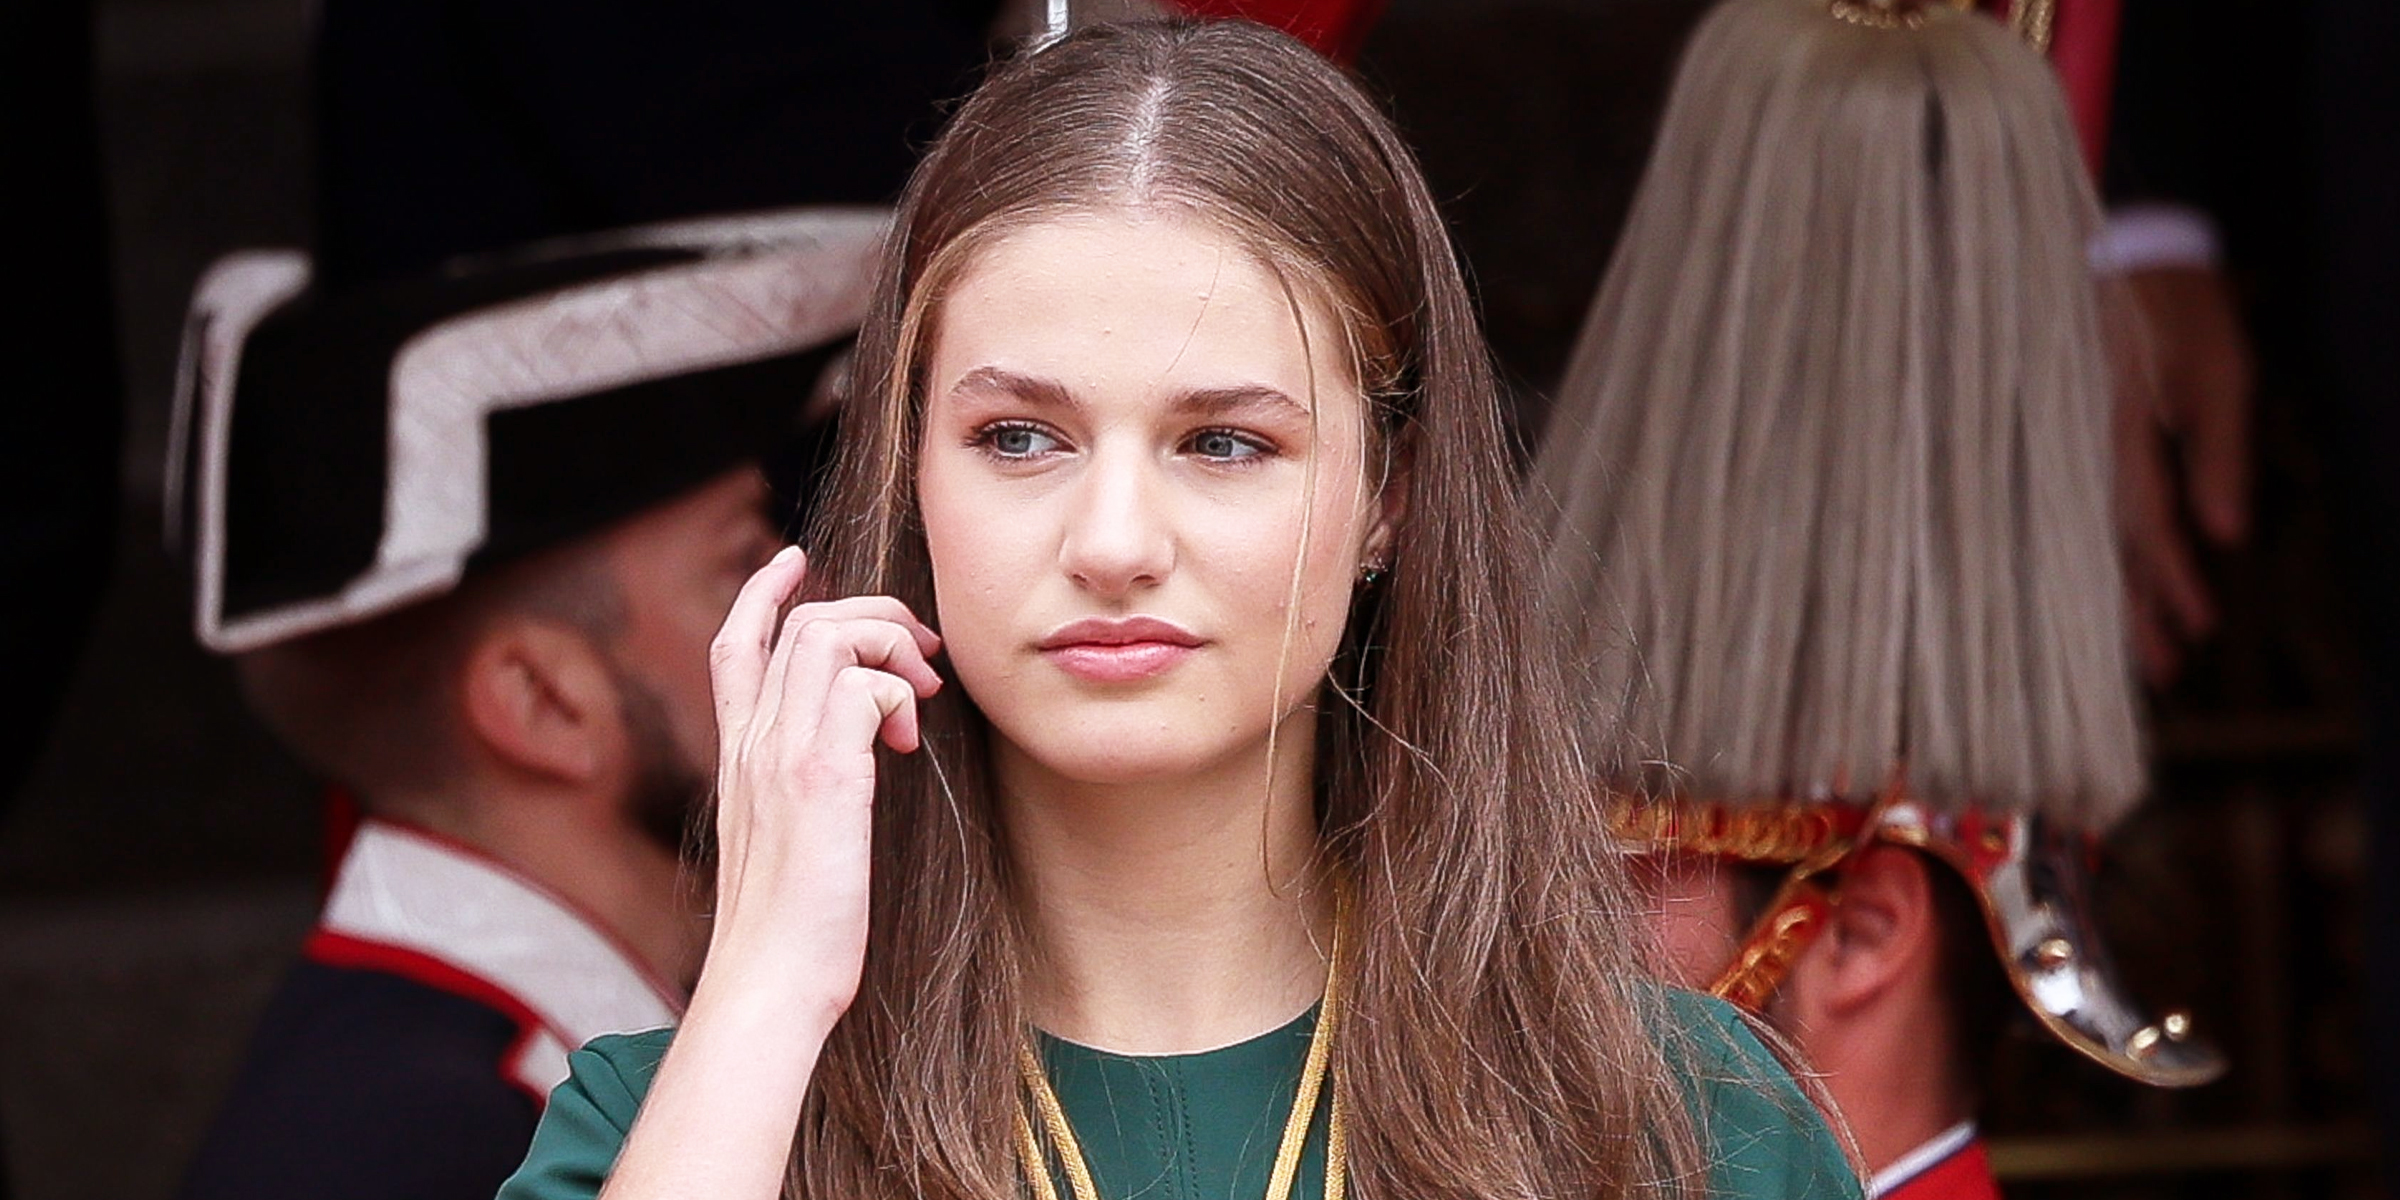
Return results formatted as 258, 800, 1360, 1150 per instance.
997, 720, 1335, 1055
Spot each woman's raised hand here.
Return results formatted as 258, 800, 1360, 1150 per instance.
594, 548, 939, 1200
702, 545, 942, 1030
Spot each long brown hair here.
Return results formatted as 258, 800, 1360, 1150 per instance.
1531, 0, 2142, 824
791, 20, 1702, 1199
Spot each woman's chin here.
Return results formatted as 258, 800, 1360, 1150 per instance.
1011, 740, 1237, 789
986, 707, 1264, 790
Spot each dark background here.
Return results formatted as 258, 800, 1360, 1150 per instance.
0, 1, 2379, 1197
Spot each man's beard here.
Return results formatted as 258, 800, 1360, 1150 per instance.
609, 667, 712, 857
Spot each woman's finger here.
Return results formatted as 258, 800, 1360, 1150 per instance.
749, 612, 941, 762
820, 664, 924, 755
710, 546, 810, 743
830, 618, 943, 697
779, 594, 943, 658
767, 615, 941, 746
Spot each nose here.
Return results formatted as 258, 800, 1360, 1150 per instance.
1058, 441, 1174, 599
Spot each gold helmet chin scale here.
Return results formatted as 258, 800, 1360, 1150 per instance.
1615, 791, 2227, 1089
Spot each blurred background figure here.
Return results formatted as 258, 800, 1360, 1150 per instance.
1367, 0, 2381, 1192
0, 2, 999, 1197
168, 211, 880, 1200
147, 2, 1011, 1196
1530, 1, 2222, 1196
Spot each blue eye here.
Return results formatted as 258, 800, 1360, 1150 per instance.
1188, 428, 1268, 461
979, 422, 1062, 458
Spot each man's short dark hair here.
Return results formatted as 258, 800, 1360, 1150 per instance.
236, 541, 625, 798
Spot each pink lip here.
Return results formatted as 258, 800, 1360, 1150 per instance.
1038, 617, 1205, 683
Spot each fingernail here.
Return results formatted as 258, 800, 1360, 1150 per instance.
773, 545, 801, 564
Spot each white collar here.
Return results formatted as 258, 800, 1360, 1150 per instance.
318, 820, 682, 1097
1868, 1121, 1979, 1199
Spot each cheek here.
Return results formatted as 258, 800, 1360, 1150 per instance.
918, 462, 1026, 673
1637, 857, 1748, 988
1190, 486, 1349, 607
610, 598, 725, 767
1199, 477, 1372, 712
1288, 457, 1380, 624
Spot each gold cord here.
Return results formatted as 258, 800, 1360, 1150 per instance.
1325, 1087, 1349, 1200
1014, 1106, 1061, 1200
1015, 897, 1348, 1200
1262, 937, 1340, 1200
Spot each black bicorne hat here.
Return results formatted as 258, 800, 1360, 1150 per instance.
166, 208, 887, 653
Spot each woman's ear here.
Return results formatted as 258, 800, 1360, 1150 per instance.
1362, 435, 1413, 569
457, 618, 621, 787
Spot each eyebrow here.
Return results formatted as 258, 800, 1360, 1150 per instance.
1175, 384, 1312, 421
950, 366, 1076, 411
947, 366, 1312, 420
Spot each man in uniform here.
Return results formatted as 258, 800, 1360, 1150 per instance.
162, 2, 1005, 1194
167, 209, 882, 1200
1530, 1, 2225, 1196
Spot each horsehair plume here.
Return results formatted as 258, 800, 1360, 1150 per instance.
1530, 0, 2143, 827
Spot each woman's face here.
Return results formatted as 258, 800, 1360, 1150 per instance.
917, 208, 1394, 787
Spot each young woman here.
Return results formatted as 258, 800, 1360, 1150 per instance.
500, 20, 1858, 1200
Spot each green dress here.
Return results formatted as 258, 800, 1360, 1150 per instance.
497, 990, 1860, 1200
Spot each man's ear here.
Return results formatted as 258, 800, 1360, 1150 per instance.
1786, 844, 1940, 1019
457, 619, 621, 786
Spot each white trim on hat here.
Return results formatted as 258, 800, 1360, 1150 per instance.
170, 251, 315, 650
177, 207, 889, 654
512, 206, 893, 261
